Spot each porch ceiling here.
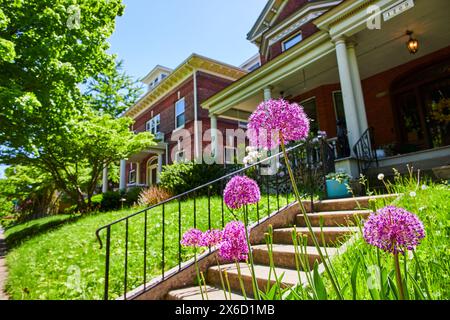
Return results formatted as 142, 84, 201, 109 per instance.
354, 0, 450, 80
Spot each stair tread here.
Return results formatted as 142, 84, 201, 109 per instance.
209, 263, 307, 286
275, 226, 359, 233
302, 209, 372, 215
252, 244, 338, 256
167, 285, 249, 300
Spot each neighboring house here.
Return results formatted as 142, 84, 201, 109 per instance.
108, 54, 247, 191
203, 0, 450, 178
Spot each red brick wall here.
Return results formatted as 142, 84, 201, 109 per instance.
275, 0, 309, 24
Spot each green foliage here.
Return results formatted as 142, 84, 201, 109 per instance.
85, 60, 143, 117
99, 191, 123, 212
159, 162, 226, 195
0, 165, 58, 222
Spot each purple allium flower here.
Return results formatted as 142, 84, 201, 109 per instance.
363, 206, 426, 254
218, 221, 249, 261
247, 99, 310, 149
223, 176, 261, 210
180, 228, 203, 247
200, 229, 223, 247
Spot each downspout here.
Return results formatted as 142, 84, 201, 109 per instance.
193, 69, 200, 163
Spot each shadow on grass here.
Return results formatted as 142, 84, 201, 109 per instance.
4, 215, 82, 249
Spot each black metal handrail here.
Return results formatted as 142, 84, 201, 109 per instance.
95, 135, 333, 300
353, 127, 378, 176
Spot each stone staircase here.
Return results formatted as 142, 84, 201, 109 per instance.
165, 196, 381, 300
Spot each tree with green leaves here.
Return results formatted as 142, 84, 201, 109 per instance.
0, 0, 125, 159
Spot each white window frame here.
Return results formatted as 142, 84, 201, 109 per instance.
146, 114, 161, 135
175, 98, 185, 129
128, 170, 136, 184
282, 32, 303, 51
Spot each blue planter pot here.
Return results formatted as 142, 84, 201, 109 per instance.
326, 179, 351, 199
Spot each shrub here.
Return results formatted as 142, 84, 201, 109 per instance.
125, 186, 145, 207
159, 162, 227, 195
100, 191, 123, 211
138, 187, 172, 207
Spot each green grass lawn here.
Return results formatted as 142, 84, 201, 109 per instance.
321, 179, 450, 300
5, 193, 292, 300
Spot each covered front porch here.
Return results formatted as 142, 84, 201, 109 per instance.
203, 0, 450, 178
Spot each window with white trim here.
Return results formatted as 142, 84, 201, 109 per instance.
146, 114, 161, 135
282, 33, 303, 51
175, 98, 185, 129
128, 170, 136, 184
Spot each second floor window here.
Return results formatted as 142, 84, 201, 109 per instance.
175, 98, 185, 128
146, 114, 161, 135
282, 33, 303, 51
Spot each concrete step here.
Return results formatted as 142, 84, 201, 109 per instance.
312, 194, 396, 212
207, 263, 307, 298
295, 210, 371, 227
272, 226, 359, 246
252, 244, 338, 270
166, 285, 249, 300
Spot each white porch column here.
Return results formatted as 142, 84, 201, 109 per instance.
334, 37, 361, 153
157, 154, 163, 183
210, 114, 218, 162
119, 159, 127, 191
263, 86, 272, 101
102, 166, 108, 193
347, 42, 369, 134
136, 162, 141, 185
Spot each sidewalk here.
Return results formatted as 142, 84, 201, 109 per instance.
0, 227, 9, 300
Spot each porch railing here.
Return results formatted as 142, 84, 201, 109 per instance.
95, 135, 335, 300
353, 127, 378, 175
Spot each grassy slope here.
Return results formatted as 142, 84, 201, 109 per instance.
323, 181, 450, 300
5, 194, 290, 300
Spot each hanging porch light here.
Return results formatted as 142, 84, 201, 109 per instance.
406, 30, 419, 54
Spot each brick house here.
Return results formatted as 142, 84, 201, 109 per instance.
111, 54, 247, 190
203, 0, 450, 178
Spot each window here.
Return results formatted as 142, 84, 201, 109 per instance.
146, 114, 161, 135
128, 170, 136, 184
238, 121, 248, 129
332, 91, 346, 127
301, 98, 319, 133
175, 150, 185, 163
175, 98, 185, 128
282, 33, 303, 51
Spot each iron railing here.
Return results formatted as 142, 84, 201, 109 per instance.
353, 127, 378, 176
95, 135, 335, 300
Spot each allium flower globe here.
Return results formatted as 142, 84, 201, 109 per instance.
199, 229, 223, 247
223, 176, 261, 210
180, 228, 203, 247
363, 206, 425, 254
218, 221, 249, 261
247, 99, 310, 149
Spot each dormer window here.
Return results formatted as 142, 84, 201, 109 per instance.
282, 33, 303, 51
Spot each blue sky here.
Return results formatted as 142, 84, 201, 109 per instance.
108, 0, 267, 81
0, 1, 266, 180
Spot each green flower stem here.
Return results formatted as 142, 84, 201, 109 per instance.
235, 261, 247, 300
215, 255, 228, 300
224, 270, 232, 300
243, 206, 260, 300
280, 136, 343, 300
200, 271, 209, 300
193, 247, 205, 300
394, 252, 405, 300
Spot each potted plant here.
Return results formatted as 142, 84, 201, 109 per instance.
325, 171, 352, 199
